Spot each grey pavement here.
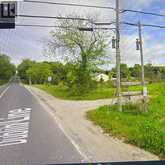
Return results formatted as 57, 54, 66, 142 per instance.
0, 82, 83, 165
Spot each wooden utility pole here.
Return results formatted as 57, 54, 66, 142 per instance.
138, 21, 145, 87
29, 76, 32, 86
138, 21, 148, 112
116, 0, 122, 112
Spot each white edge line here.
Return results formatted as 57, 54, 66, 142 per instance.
26, 85, 90, 162
46, 109, 89, 162
0, 85, 10, 99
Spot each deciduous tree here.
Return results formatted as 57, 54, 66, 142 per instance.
46, 14, 110, 94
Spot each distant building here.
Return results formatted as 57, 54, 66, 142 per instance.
94, 73, 109, 82
110, 77, 117, 81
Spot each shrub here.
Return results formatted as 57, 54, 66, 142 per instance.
65, 67, 96, 96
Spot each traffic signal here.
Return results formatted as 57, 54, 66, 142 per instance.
112, 36, 116, 49
136, 39, 140, 50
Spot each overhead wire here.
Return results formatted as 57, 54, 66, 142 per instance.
23, 0, 115, 10
15, 23, 116, 31
23, 0, 165, 18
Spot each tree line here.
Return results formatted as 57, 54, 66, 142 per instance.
17, 59, 165, 87
0, 53, 164, 92
0, 54, 16, 85
110, 63, 165, 82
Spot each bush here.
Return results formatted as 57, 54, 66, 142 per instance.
65, 67, 97, 96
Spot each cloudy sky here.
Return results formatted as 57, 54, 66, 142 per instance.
0, 0, 164, 68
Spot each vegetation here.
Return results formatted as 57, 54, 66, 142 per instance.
87, 82, 165, 157
35, 83, 115, 100
17, 15, 164, 97
17, 56, 165, 100
26, 62, 53, 84
17, 59, 35, 84
45, 14, 110, 95
110, 63, 165, 82
0, 54, 16, 85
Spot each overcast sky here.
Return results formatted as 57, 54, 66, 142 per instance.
0, 0, 164, 68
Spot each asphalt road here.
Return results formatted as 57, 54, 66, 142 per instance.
0, 82, 83, 165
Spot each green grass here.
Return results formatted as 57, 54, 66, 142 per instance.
34, 84, 115, 100
34, 82, 164, 100
87, 82, 165, 157
0, 80, 7, 85
35, 82, 165, 156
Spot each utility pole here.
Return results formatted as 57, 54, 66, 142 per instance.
138, 22, 145, 87
29, 76, 32, 86
138, 21, 148, 112
115, 0, 122, 112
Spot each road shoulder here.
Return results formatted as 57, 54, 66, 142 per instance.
25, 85, 159, 162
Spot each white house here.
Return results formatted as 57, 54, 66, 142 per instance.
94, 73, 109, 82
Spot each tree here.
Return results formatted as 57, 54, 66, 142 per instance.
160, 67, 165, 80
144, 64, 161, 82
46, 14, 110, 94
120, 64, 130, 79
48, 62, 66, 84
109, 64, 130, 80
26, 63, 53, 84
0, 54, 16, 83
17, 59, 35, 83
109, 68, 116, 79
129, 64, 141, 78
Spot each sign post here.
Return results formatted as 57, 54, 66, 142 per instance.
48, 76, 52, 85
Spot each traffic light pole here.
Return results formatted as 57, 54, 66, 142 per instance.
138, 21, 148, 112
115, 0, 122, 112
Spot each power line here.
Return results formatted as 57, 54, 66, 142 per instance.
17, 14, 90, 21
17, 14, 116, 26
123, 22, 165, 29
16, 14, 165, 29
23, 0, 115, 10
15, 21, 165, 30
23, 0, 165, 18
16, 24, 57, 28
121, 9, 165, 18
17, 14, 165, 29
15, 24, 116, 30
142, 24, 165, 29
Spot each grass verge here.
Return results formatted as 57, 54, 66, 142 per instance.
87, 82, 165, 158
34, 84, 115, 100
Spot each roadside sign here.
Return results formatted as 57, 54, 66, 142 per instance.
0, 1, 17, 29
143, 86, 148, 97
48, 76, 52, 82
